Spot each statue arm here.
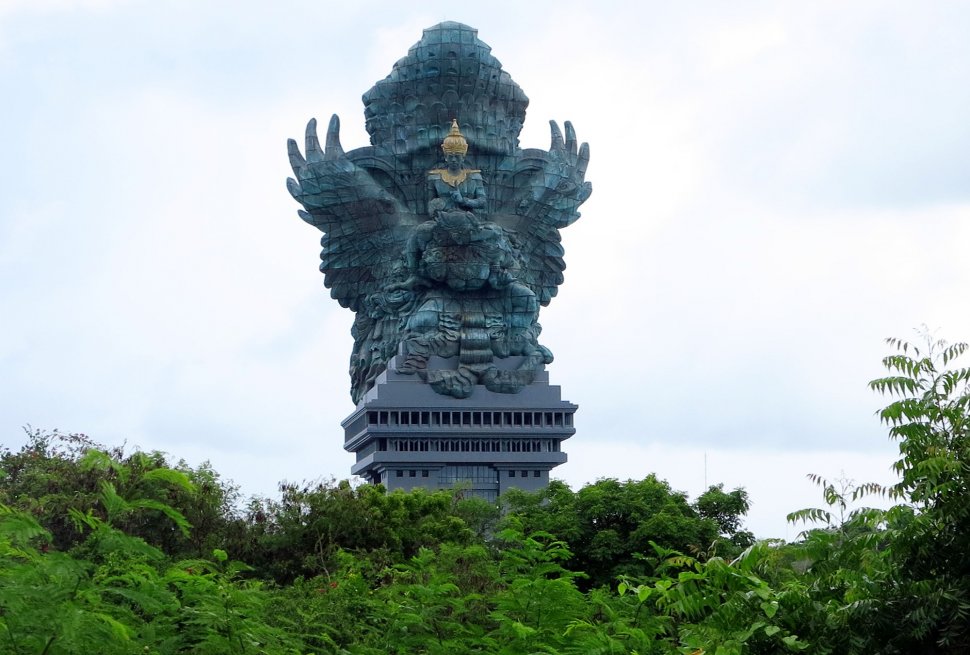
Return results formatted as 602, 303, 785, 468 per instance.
460, 175, 486, 209
426, 175, 442, 215
447, 172, 486, 211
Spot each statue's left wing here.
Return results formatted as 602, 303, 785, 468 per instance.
286, 116, 419, 312
492, 120, 592, 306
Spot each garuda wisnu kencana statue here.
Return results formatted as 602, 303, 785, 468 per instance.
287, 22, 591, 403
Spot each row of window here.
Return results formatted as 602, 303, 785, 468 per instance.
508, 470, 543, 478
384, 438, 560, 453
367, 410, 573, 428
395, 469, 431, 478
438, 465, 498, 484
388, 467, 544, 481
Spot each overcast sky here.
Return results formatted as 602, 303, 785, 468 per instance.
2, 1, 968, 539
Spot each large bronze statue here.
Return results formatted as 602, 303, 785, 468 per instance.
287, 22, 591, 403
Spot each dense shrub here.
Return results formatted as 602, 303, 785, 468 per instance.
2, 334, 968, 653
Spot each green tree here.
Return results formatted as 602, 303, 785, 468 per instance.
240, 480, 482, 583
781, 334, 970, 653
1, 449, 301, 655
0, 504, 136, 655
503, 476, 750, 588
784, 474, 897, 653
0, 429, 243, 560
615, 542, 808, 655
0, 429, 109, 551
694, 484, 754, 551
869, 334, 970, 651
488, 522, 588, 654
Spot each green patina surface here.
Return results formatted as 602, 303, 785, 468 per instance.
287, 22, 592, 402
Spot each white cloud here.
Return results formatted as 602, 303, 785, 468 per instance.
3, 1, 970, 543
701, 19, 788, 72
0, 0, 125, 16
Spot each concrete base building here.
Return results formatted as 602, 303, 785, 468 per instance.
343, 355, 576, 501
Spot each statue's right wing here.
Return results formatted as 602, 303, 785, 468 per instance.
286, 116, 421, 312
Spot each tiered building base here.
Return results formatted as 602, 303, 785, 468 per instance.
343, 355, 576, 501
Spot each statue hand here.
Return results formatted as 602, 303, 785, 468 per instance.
286, 115, 383, 214
520, 120, 592, 227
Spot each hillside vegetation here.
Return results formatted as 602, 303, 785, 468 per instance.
1, 336, 968, 654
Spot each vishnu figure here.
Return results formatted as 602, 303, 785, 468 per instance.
391, 121, 545, 384
395, 120, 519, 292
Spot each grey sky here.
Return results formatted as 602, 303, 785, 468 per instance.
1, 0, 968, 538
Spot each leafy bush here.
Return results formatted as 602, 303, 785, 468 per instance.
4, 333, 969, 654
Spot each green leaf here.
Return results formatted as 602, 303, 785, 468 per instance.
714, 642, 742, 655
99, 481, 128, 522
0, 504, 51, 543
79, 449, 124, 475
141, 467, 195, 493
126, 498, 191, 536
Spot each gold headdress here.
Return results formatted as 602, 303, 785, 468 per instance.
441, 119, 468, 156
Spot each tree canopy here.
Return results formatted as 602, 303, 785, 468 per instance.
2, 334, 968, 654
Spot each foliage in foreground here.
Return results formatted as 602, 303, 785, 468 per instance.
0, 334, 968, 654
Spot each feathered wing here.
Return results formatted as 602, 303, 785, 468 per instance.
300, 190, 417, 313
287, 116, 422, 311
289, 116, 431, 402
490, 120, 592, 305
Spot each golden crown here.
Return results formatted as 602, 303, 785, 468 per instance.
441, 119, 468, 156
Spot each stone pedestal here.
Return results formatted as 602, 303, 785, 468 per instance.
343, 355, 576, 501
